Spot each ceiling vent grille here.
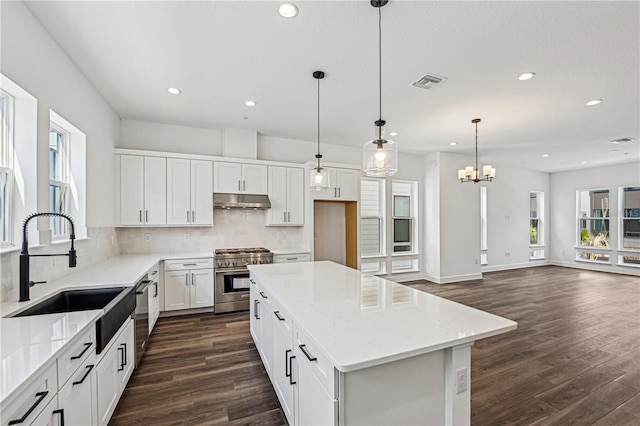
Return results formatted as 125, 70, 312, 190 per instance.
609, 137, 635, 144
410, 73, 447, 90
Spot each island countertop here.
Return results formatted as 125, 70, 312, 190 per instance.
248, 261, 517, 372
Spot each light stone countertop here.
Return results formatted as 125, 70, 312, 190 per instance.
248, 261, 518, 372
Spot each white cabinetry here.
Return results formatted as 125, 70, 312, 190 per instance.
266, 166, 304, 226
148, 263, 160, 334
163, 258, 214, 311
95, 318, 135, 426
273, 253, 311, 263
167, 159, 213, 225
250, 278, 274, 376
214, 162, 268, 195
120, 155, 167, 226
314, 167, 359, 201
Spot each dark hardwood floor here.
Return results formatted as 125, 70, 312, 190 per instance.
111, 266, 639, 425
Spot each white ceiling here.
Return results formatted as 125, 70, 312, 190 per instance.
24, 0, 639, 173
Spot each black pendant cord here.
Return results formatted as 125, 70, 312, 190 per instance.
317, 76, 321, 169
377, 6, 382, 141
475, 120, 479, 174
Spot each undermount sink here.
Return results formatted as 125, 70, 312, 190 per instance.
14, 286, 136, 353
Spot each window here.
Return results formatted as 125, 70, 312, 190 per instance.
49, 125, 70, 237
360, 178, 385, 257
0, 90, 14, 246
620, 187, 640, 250
576, 188, 610, 262
530, 191, 545, 260
480, 186, 488, 265
392, 181, 416, 254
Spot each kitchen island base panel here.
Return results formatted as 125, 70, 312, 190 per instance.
339, 344, 470, 426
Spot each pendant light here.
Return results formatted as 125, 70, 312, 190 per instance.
363, 0, 398, 177
458, 118, 496, 183
310, 70, 331, 190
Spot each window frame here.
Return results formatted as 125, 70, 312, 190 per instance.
0, 89, 14, 247
575, 188, 611, 263
360, 178, 386, 258
49, 122, 70, 239
619, 186, 640, 253
391, 181, 417, 256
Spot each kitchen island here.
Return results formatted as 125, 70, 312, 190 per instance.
248, 261, 517, 426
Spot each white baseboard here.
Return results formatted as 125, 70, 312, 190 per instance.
422, 272, 483, 284
550, 260, 640, 276
481, 260, 550, 273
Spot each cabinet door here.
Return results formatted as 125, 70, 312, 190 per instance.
120, 155, 144, 225
144, 156, 167, 225
249, 282, 261, 345
313, 168, 337, 200
273, 324, 295, 425
118, 319, 135, 387
166, 158, 192, 225
258, 291, 273, 376
190, 269, 214, 308
296, 352, 338, 426
164, 270, 191, 311
148, 281, 160, 334
266, 166, 287, 225
286, 168, 305, 225
95, 342, 120, 426
190, 160, 213, 225
335, 168, 359, 200
58, 357, 96, 426
242, 164, 268, 194
29, 397, 59, 426
213, 162, 242, 193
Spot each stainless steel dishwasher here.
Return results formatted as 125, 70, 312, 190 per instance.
134, 274, 152, 366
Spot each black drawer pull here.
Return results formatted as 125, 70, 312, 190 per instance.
259, 291, 267, 299
274, 311, 285, 321
117, 347, 125, 371
121, 343, 127, 367
254, 300, 260, 319
299, 344, 317, 362
285, 349, 292, 378
249, 279, 256, 284
70, 342, 92, 360
8, 391, 49, 425
289, 355, 296, 385
72, 364, 95, 385
53, 409, 65, 426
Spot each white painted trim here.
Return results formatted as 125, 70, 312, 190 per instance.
550, 260, 640, 276
422, 272, 482, 284
481, 260, 549, 273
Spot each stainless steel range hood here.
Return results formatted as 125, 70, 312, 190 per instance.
213, 193, 271, 209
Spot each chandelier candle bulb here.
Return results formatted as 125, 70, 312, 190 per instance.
458, 170, 465, 180
465, 166, 474, 177
483, 165, 492, 176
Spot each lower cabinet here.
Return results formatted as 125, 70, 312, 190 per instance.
148, 263, 161, 334
95, 318, 135, 426
163, 258, 214, 312
57, 353, 97, 426
251, 277, 338, 426
273, 253, 311, 263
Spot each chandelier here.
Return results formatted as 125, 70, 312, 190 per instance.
458, 118, 495, 183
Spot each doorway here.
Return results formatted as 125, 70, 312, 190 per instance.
313, 200, 358, 269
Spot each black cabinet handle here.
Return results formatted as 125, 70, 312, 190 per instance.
299, 344, 318, 362
72, 364, 95, 386
8, 391, 49, 425
121, 343, 127, 367
259, 291, 267, 299
117, 347, 124, 371
254, 300, 260, 319
289, 355, 296, 385
53, 409, 65, 426
285, 349, 292, 378
70, 342, 92, 360
154, 282, 158, 298
274, 311, 285, 321
249, 279, 256, 284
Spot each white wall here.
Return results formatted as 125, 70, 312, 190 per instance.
549, 161, 640, 276
483, 165, 550, 271
0, 2, 121, 302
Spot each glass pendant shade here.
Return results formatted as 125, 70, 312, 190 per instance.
363, 137, 398, 177
309, 166, 330, 191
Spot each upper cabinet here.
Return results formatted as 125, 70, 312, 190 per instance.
214, 162, 268, 195
120, 155, 167, 226
313, 167, 360, 201
266, 166, 304, 226
167, 158, 213, 225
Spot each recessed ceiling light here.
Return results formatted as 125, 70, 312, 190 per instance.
518, 72, 535, 81
389, 132, 398, 136
580, 161, 588, 164
611, 149, 620, 152
278, 2, 298, 18
167, 87, 181, 95
245, 100, 256, 107
609, 137, 634, 144
586, 99, 603, 106
449, 142, 457, 146
541, 154, 550, 158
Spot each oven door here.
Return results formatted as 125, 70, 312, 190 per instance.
215, 269, 251, 312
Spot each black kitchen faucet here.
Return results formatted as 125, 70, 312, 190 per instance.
19, 212, 77, 302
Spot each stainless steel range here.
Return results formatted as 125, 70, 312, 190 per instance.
214, 247, 273, 313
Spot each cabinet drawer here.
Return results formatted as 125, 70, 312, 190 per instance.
148, 263, 160, 281
295, 327, 337, 398
57, 326, 96, 388
164, 258, 214, 270
271, 300, 294, 343
273, 253, 311, 263
1, 363, 57, 426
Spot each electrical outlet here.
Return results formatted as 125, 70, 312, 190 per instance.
456, 368, 468, 394
144, 233, 151, 242
474, 258, 478, 264
505, 251, 511, 257
184, 233, 190, 241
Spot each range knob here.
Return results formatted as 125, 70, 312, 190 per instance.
224, 260, 230, 267
259, 259, 265, 264
252, 259, 258, 264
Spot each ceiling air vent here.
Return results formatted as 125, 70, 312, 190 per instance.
410, 73, 447, 90
609, 137, 635, 144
